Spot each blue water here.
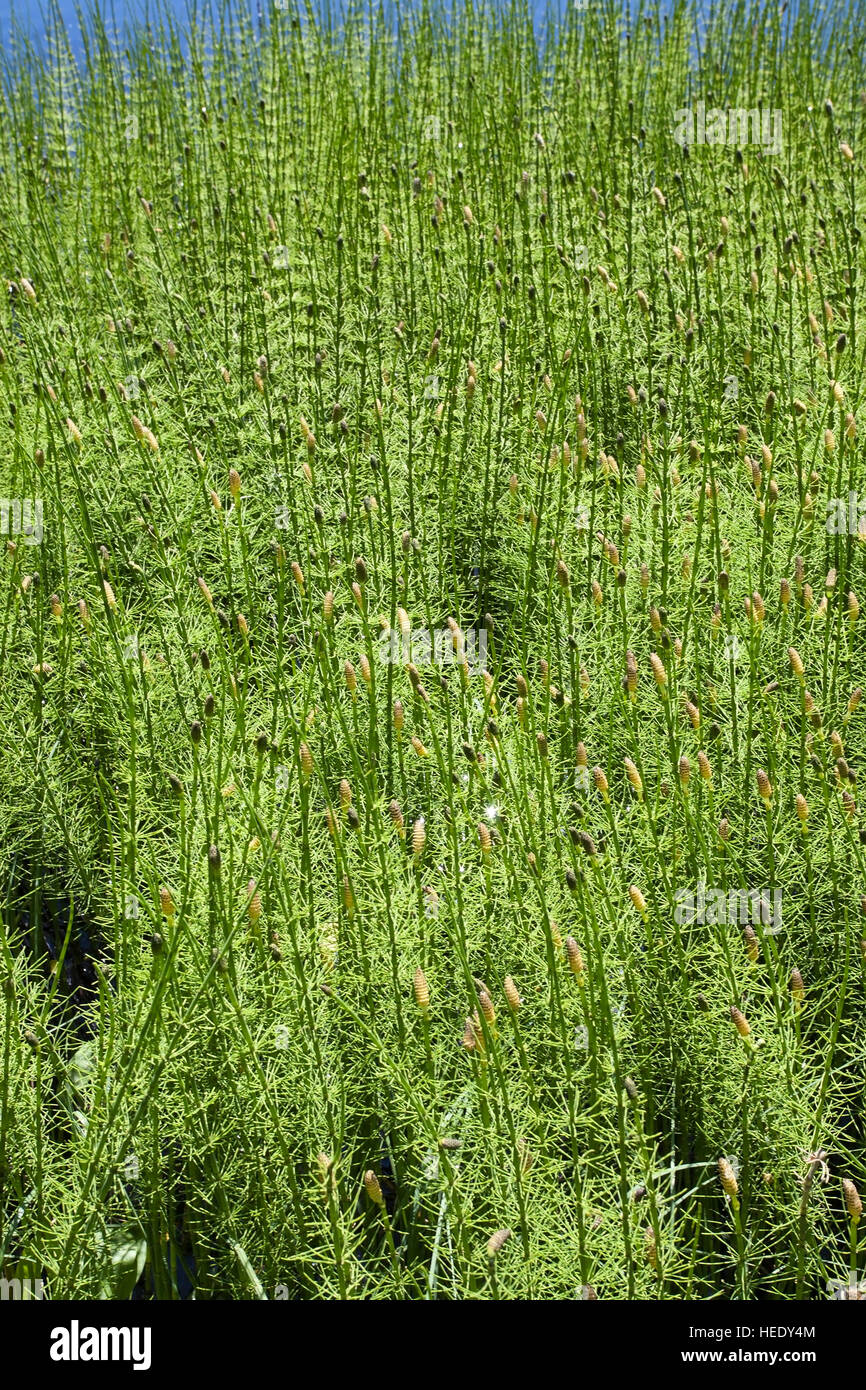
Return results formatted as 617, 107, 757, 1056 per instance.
0, 0, 561, 44
0, 0, 833, 72
0, 0, 604, 56
0, 0, 566, 28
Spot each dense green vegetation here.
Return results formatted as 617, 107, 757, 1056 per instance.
1, 0, 865, 1299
